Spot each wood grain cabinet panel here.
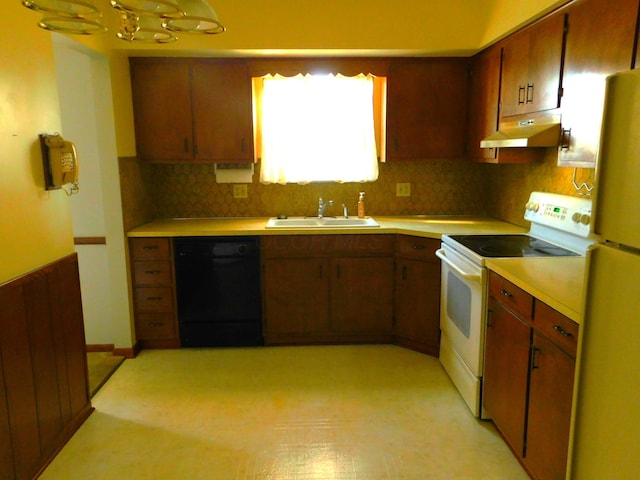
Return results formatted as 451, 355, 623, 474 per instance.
386, 59, 469, 160
129, 238, 180, 348
393, 236, 441, 356
558, 0, 640, 168
486, 272, 580, 479
501, 13, 566, 117
130, 58, 254, 164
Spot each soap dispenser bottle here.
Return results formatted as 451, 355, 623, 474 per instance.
358, 192, 366, 218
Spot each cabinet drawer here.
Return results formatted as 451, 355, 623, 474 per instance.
534, 301, 579, 358
396, 235, 439, 261
133, 261, 172, 286
134, 287, 174, 313
136, 313, 176, 340
489, 272, 533, 322
130, 238, 171, 259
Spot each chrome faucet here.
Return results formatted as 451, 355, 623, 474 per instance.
318, 197, 334, 218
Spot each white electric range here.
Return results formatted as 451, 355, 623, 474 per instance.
435, 191, 593, 418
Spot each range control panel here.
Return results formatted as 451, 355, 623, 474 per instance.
524, 191, 593, 238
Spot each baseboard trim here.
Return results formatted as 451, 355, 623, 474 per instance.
86, 344, 115, 353
113, 342, 140, 359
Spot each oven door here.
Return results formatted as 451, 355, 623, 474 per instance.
436, 244, 488, 417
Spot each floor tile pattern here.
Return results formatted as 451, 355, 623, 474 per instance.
41, 345, 528, 480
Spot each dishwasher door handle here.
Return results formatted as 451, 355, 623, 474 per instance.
435, 248, 482, 281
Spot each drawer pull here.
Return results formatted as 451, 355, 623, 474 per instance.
532, 347, 541, 369
148, 322, 165, 327
143, 245, 159, 251
412, 244, 425, 250
553, 324, 573, 337
146, 296, 163, 301
144, 270, 162, 275
500, 289, 513, 298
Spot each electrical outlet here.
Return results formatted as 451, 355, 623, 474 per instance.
233, 184, 248, 199
396, 183, 411, 197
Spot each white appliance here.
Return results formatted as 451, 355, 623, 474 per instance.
570, 68, 640, 479
436, 192, 593, 418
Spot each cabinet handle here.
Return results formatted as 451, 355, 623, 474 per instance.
318, 264, 323, 279
412, 244, 425, 250
553, 324, 573, 337
148, 322, 165, 328
142, 245, 158, 251
144, 270, 161, 275
146, 296, 162, 301
500, 288, 513, 298
518, 85, 526, 105
394, 139, 399, 152
560, 128, 572, 151
531, 346, 541, 369
184, 138, 189, 153
526, 83, 534, 104
487, 308, 494, 327
402, 265, 407, 280
336, 264, 341, 279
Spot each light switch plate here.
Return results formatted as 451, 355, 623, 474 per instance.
396, 183, 411, 197
233, 184, 248, 199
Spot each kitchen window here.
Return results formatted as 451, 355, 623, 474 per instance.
253, 73, 386, 184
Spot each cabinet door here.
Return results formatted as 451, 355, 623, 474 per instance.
386, 60, 469, 159
262, 258, 330, 337
130, 61, 194, 161
0, 364, 16, 480
394, 258, 441, 355
467, 45, 502, 161
330, 257, 394, 335
191, 61, 254, 163
501, 13, 566, 117
558, 0, 639, 168
483, 298, 530, 457
526, 332, 576, 480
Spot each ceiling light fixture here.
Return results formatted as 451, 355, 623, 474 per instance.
22, 0, 226, 43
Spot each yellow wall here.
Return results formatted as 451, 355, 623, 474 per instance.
0, 3, 74, 284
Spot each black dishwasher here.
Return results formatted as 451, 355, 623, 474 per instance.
174, 237, 263, 347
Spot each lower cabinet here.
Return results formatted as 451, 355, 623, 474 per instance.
484, 271, 578, 480
129, 237, 180, 348
261, 235, 395, 344
393, 236, 441, 355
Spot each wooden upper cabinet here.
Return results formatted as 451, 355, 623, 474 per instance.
501, 12, 567, 117
130, 58, 254, 163
467, 45, 502, 161
130, 60, 194, 162
386, 59, 469, 160
191, 61, 254, 163
558, 0, 640, 168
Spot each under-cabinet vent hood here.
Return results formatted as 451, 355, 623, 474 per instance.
480, 116, 561, 148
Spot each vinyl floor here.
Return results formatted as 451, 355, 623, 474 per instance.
41, 345, 528, 480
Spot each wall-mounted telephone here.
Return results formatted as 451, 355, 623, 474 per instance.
40, 133, 79, 195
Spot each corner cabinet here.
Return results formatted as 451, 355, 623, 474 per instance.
485, 272, 578, 480
386, 59, 469, 160
393, 236, 441, 355
558, 0, 640, 168
130, 58, 254, 163
261, 235, 395, 345
500, 13, 567, 118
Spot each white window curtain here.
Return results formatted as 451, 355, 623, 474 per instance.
259, 73, 379, 185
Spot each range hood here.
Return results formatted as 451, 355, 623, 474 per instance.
480, 116, 561, 148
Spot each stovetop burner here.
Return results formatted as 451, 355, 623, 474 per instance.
446, 234, 579, 258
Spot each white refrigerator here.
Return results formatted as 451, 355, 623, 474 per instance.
570, 68, 640, 478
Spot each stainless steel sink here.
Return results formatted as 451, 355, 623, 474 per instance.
265, 216, 380, 228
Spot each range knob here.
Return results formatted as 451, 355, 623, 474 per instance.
572, 212, 582, 223
526, 202, 540, 212
580, 214, 591, 225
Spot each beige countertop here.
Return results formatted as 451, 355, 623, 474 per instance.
127, 215, 527, 238
127, 215, 585, 323
485, 257, 587, 324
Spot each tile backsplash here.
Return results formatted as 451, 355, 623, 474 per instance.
119, 149, 595, 231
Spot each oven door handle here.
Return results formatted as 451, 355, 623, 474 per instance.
435, 248, 482, 281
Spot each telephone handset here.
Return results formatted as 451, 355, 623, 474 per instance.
40, 133, 79, 195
